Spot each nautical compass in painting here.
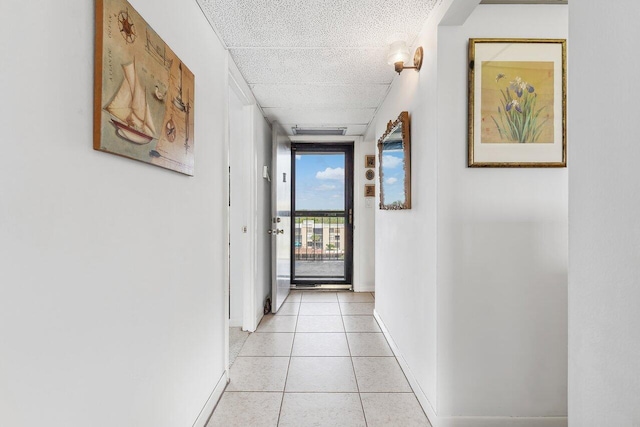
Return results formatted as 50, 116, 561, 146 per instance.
118, 9, 136, 44
165, 116, 177, 142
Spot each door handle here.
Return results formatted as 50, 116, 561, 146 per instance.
268, 229, 284, 235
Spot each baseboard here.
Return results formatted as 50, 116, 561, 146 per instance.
373, 310, 567, 427
192, 371, 228, 427
253, 310, 264, 333
353, 285, 375, 292
437, 417, 567, 427
373, 310, 438, 426
229, 318, 242, 328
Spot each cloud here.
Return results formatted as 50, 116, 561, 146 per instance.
382, 155, 403, 169
386, 177, 398, 185
295, 155, 302, 160
314, 184, 336, 191
316, 167, 345, 180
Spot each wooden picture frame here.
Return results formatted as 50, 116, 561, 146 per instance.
365, 155, 376, 169
364, 184, 375, 198
468, 38, 566, 167
94, 0, 195, 175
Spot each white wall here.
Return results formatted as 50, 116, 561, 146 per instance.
364, 2, 444, 413
0, 1, 229, 426
569, 2, 640, 426
437, 4, 568, 422
367, 2, 568, 426
355, 137, 376, 292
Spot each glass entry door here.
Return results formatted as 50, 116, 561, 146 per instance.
291, 143, 354, 286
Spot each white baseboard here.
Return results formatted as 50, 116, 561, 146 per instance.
437, 417, 567, 427
252, 310, 264, 333
373, 310, 438, 426
373, 310, 567, 427
229, 318, 243, 328
192, 371, 228, 427
353, 285, 375, 292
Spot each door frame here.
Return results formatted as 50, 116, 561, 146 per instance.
289, 135, 366, 292
290, 142, 355, 286
226, 62, 261, 382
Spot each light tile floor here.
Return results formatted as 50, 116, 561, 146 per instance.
208, 291, 431, 427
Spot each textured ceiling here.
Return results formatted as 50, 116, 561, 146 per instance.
197, 0, 442, 135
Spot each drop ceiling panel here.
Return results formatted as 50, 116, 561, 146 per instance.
196, 0, 442, 134
251, 84, 389, 109
264, 108, 376, 125
230, 48, 391, 85
200, 0, 441, 48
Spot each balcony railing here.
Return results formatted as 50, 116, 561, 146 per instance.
294, 214, 345, 262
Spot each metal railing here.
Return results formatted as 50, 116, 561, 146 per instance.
293, 214, 345, 261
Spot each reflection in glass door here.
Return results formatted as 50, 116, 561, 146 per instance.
291, 143, 354, 286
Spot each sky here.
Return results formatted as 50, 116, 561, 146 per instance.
295, 153, 345, 211
381, 149, 406, 205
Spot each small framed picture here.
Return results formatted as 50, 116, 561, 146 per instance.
468, 38, 566, 167
365, 155, 376, 168
364, 184, 375, 197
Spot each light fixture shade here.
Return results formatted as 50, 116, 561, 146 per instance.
387, 40, 410, 65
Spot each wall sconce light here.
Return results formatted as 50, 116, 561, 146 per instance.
387, 40, 423, 74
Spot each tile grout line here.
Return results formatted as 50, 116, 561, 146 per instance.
338, 299, 369, 427
276, 302, 298, 427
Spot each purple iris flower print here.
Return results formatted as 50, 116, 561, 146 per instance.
506, 100, 522, 113
490, 71, 546, 143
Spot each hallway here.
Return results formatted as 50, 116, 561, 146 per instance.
208, 291, 430, 427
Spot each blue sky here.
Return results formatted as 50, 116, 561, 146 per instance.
381, 150, 405, 204
295, 153, 345, 211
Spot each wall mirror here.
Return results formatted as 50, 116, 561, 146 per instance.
378, 111, 411, 210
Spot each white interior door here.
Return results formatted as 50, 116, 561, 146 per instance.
271, 122, 291, 312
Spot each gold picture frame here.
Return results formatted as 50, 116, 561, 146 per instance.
365, 155, 376, 168
364, 184, 375, 198
94, 0, 195, 175
468, 38, 566, 167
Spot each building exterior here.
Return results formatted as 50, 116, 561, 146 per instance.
294, 217, 345, 260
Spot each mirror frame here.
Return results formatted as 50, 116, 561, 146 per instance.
377, 111, 411, 210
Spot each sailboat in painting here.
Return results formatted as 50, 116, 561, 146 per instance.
105, 60, 157, 145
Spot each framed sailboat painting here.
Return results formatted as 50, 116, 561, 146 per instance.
94, 0, 195, 175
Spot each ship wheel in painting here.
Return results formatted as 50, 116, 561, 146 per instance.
118, 9, 136, 44
165, 117, 177, 142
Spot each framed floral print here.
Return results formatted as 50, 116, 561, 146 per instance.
468, 39, 566, 167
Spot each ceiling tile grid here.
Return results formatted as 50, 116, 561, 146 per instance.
263, 107, 376, 125
251, 84, 389, 109
197, 0, 442, 135
229, 48, 392, 85
199, 0, 441, 48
